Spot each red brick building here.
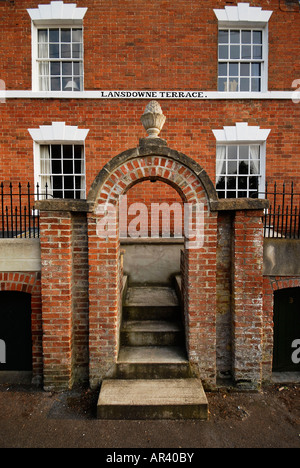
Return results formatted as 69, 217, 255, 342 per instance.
0, 0, 299, 416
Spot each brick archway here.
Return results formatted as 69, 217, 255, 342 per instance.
87, 141, 218, 389
0, 272, 42, 379
263, 276, 300, 380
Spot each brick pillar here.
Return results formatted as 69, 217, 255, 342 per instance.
185, 210, 218, 389
232, 209, 265, 389
39, 209, 74, 391
88, 212, 120, 389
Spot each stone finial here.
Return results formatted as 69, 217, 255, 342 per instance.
141, 101, 166, 138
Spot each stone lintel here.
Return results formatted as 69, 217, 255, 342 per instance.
211, 198, 269, 212
35, 199, 89, 213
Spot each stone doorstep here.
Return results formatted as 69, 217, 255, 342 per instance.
97, 379, 209, 420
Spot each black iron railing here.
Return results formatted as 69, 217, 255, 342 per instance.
1, 181, 299, 240
0, 182, 49, 239
262, 182, 300, 239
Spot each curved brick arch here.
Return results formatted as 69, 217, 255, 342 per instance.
87, 143, 218, 211
87, 142, 218, 390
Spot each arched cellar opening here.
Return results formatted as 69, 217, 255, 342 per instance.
0, 291, 33, 373
273, 287, 300, 373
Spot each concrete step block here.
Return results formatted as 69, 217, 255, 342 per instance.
97, 379, 209, 420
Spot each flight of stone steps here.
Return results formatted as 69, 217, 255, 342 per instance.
97, 285, 208, 420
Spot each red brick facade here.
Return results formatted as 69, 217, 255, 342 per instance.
0, 0, 299, 391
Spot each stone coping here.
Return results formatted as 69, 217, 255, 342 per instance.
36, 197, 269, 213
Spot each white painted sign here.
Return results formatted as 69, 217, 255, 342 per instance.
0, 90, 295, 100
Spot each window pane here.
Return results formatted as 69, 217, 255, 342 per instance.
242, 30, 251, 44
240, 78, 250, 91
49, 29, 59, 43
230, 30, 240, 44
39, 62, 49, 75
230, 45, 240, 60
253, 31, 262, 44
64, 176, 74, 189
249, 176, 259, 190
240, 63, 250, 76
74, 146, 83, 159
73, 77, 82, 91
63, 145, 73, 159
73, 62, 82, 76
239, 146, 249, 159
216, 177, 225, 190
252, 63, 261, 77
62, 78, 73, 91
61, 29, 71, 42
51, 77, 61, 91
61, 44, 71, 58
218, 78, 227, 91
228, 160, 238, 174
62, 62, 72, 76
51, 62, 60, 76
51, 145, 61, 159
250, 161, 260, 174
38, 44, 48, 59
229, 63, 238, 76
53, 177, 62, 189
49, 44, 59, 59
52, 160, 62, 174
253, 46, 262, 60
75, 160, 83, 173
218, 63, 227, 76
219, 30, 229, 44
239, 161, 249, 175
251, 78, 261, 92
63, 160, 73, 174
72, 43, 82, 59
227, 177, 237, 190
38, 29, 48, 42
72, 29, 83, 43
219, 45, 228, 60
228, 146, 238, 159
242, 45, 251, 59
228, 78, 238, 92
238, 177, 248, 190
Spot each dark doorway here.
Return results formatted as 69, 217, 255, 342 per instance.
273, 288, 300, 372
0, 292, 32, 371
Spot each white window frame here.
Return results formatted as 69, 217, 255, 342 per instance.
214, 3, 273, 93
28, 122, 89, 200
212, 123, 271, 199
27, 1, 87, 92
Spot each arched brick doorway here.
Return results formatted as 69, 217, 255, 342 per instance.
87, 140, 218, 389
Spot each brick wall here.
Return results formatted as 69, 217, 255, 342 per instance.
0, 99, 299, 202
0, 0, 299, 91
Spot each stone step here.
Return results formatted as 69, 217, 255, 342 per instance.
120, 320, 185, 346
123, 286, 180, 321
118, 345, 187, 363
125, 286, 179, 308
97, 379, 209, 420
116, 362, 193, 380
117, 346, 189, 379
